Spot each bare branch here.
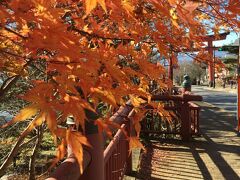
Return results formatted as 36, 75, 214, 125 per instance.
0, 135, 38, 162
0, 58, 33, 99
29, 126, 43, 180
0, 124, 32, 177
0, 75, 20, 99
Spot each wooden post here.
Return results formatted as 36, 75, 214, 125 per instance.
180, 101, 191, 141
213, 46, 216, 88
168, 55, 173, 82
168, 54, 174, 95
237, 37, 240, 134
125, 119, 132, 175
208, 40, 214, 87
125, 110, 135, 175
46, 149, 91, 180
79, 133, 104, 180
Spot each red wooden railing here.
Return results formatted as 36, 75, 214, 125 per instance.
47, 105, 134, 180
141, 94, 202, 140
47, 94, 202, 180
189, 102, 201, 135
104, 123, 131, 180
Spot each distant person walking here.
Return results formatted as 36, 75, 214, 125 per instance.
182, 74, 191, 94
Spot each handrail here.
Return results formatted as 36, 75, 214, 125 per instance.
104, 123, 131, 180
188, 102, 200, 108
46, 104, 133, 180
141, 95, 202, 140
46, 95, 202, 180
46, 151, 91, 180
151, 94, 203, 101
104, 124, 126, 164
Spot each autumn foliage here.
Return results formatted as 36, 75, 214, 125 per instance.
0, 0, 239, 173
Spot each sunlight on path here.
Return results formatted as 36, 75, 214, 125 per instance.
138, 142, 205, 180
137, 104, 240, 180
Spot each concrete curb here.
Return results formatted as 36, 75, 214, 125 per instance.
191, 101, 216, 108
200, 86, 237, 94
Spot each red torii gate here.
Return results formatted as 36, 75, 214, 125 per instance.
200, 32, 229, 87
168, 32, 240, 134
168, 32, 230, 87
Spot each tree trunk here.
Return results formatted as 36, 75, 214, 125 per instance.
29, 126, 43, 180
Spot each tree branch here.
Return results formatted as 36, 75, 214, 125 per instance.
196, 7, 237, 30
0, 75, 18, 91
0, 135, 38, 163
0, 49, 26, 59
4, 27, 28, 40
29, 126, 43, 180
0, 58, 33, 99
0, 124, 32, 177
0, 75, 20, 99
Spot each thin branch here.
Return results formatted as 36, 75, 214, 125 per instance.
29, 63, 46, 75
0, 75, 20, 99
196, 7, 237, 30
183, 52, 223, 68
4, 27, 27, 40
0, 34, 23, 47
71, 26, 159, 44
71, 26, 135, 42
0, 123, 32, 177
0, 58, 33, 99
0, 49, 26, 59
29, 126, 43, 180
0, 124, 48, 178
0, 75, 18, 90
209, 4, 232, 23
48, 60, 82, 65
0, 135, 38, 162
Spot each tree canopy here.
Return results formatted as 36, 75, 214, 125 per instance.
0, 0, 239, 172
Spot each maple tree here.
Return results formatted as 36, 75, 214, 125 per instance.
0, 0, 239, 177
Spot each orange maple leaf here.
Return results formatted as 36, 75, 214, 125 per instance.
49, 139, 67, 170
85, 0, 107, 14
129, 136, 146, 153
1, 105, 39, 128
66, 130, 91, 174
91, 87, 118, 107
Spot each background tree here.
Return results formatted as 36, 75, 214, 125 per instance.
174, 60, 207, 85
222, 43, 239, 82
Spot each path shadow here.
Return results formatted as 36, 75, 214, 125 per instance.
136, 140, 210, 180
135, 106, 240, 180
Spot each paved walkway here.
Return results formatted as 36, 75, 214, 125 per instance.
136, 98, 240, 179
202, 85, 237, 94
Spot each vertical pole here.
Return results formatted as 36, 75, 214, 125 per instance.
237, 37, 240, 134
180, 101, 191, 141
196, 107, 200, 135
79, 133, 104, 180
208, 40, 214, 87
168, 55, 173, 81
125, 118, 132, 175
213, 46, 216, 88
168, 54, 173, 94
